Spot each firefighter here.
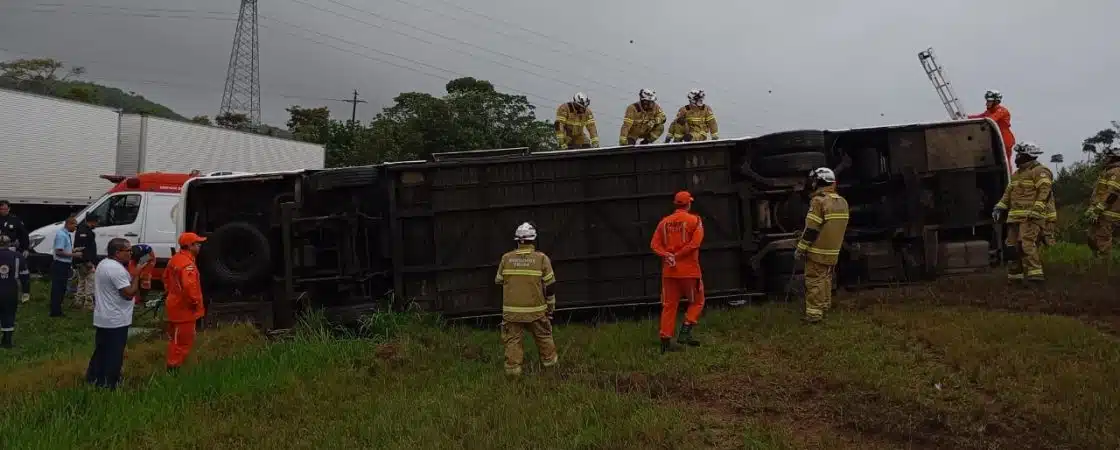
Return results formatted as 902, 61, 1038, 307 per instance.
673, 89, 719, 142
494, 222, 558, 377
0, 236, 30, 348
650, 191, 706, 353
968, 90, 1016, 169
665, 117, 686, 143
794, 168, 849, 323
555, 92, 599, 150
164, 232, 207, 372
992, 142, 1054, 284
1085, 147, 1120, 258
620, 89, 666, 145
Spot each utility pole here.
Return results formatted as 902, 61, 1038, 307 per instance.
331, 90, 367, 149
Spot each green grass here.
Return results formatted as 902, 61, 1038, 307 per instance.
1, 245, 1118, 449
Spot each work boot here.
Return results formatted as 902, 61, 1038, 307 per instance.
1, 331, 12, 348
677, 324, 701, 347
1027, 277, 1046, 288
660, 337, 682, 354
801, 315, 822, 325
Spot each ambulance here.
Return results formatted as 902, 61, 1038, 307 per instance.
26, 171, 245, 275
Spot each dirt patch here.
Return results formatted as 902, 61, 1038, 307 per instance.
844, 270, 1120, 332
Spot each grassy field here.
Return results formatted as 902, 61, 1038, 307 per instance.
1, 246, 1118, 449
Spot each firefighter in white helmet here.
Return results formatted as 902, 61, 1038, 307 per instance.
619, 88, 666, 146
794, 167, 849, 323
993, 142, 1054, 285
555, 92, 599, 149
494, 222, 558, 376
673, 89, 719, 142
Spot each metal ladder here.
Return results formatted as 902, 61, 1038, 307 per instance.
918, 47, 966, 120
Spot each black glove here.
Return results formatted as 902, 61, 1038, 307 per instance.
638, 139, 650, 145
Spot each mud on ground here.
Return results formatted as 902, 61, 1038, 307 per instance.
563, 268, 1120, 450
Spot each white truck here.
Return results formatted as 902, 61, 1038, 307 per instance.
0, 87, 326, 231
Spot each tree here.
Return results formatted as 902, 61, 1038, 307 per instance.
1081, 121, 1120, 156
215, 112, 252, 131
357, 77, 554, 163
190, 115, 213, 125
60, 85, 100, 104
285, 106, 331, 144
0, 58, 85, 93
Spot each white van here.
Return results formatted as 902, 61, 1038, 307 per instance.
27, 171, 247, 272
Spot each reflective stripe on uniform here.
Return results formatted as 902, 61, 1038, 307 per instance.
504, 306, 546, 313
502, 269, 543, 277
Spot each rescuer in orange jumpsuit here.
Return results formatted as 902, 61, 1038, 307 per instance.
967, 89, 1015, 170
127, 245, 155, 305
650, 191, 706, 354
162, 232, 207, 372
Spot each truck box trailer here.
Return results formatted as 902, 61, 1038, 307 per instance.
180, 118, 1010, 329
0, 88, 121, 228
0, 87, 326, 230
115, 114, 325, 176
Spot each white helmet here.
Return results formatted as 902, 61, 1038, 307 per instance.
639, 88, 656, 102
1013, 141, 1043, 157
687, 89, 705, 106
984, 89, 1002, 102
572, 92, 590, 108
514, 222, 537, 241
809, 167, 836, 184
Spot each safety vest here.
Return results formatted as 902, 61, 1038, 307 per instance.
996, 160, 1055, 223
555, 103, 599, 148
620, 102, 666, 143
0, 248, 29, 299
1090, 162, 1120, 222
675, 105, 718, 141
797, 186, 850, 266
495, 244, 556, 322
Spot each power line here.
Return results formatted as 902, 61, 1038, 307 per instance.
0, 46, 345, 105
259, 15, 566, 105
5, 3, 757, 132
2, 5, 561, 106
389, 0, 763, 123
4, 4, 236, 20
294, 0, 631, 100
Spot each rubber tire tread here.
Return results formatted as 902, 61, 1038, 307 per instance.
308, 166, 379, 192
199, 221, 272, 286
756, 152, 827, 177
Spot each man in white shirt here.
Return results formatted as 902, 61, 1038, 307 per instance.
85, 238, 154, 390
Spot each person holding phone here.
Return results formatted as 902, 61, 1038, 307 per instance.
86, 238, 155, 389
50, 216, 82, 317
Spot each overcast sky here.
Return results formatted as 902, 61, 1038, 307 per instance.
2, 0, 1117, 164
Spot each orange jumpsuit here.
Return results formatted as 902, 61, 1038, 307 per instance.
968, 105, 1015, 170
650, 208, 706, 339
162, 251, 205, 368
128, 259, 155, 305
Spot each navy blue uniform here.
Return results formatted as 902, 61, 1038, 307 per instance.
0, 215, 30, 253
1, 248, 30, 347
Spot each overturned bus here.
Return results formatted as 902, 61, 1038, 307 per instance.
178, 118, 1009, 329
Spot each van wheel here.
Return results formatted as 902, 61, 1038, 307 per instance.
200, 221, 271, 286
308, 166, 379, 192
756, 152, 827, 177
